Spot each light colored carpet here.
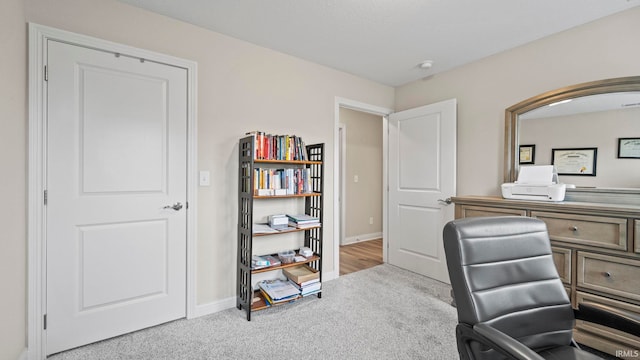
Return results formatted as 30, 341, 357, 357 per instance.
49, 264, 458, 360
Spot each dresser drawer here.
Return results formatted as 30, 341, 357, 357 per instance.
551, 246, 571, 285
458, 205, 526, 218
577, 252, 640, 302
531, 211, 627, 251
575, 291, 640, 358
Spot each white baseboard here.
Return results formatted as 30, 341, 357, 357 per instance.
189, 296, 236, 319
342, 232, 382, 246
322, 270, 338, 282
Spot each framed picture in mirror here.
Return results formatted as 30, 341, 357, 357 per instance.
618, 138, 640, 159
519, 145, 535, 164
552, 148, 597, 176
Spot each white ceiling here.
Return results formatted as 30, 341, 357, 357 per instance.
520, 92, 640, 120
118, 0, 640, 87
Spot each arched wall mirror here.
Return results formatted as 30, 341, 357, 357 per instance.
505, 76, 640, 204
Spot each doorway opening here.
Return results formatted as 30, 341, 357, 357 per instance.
339, 108, 384, 275
334, 98, 392, 277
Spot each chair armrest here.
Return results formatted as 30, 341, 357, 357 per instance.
575, 303, 640, 336
456, 323, 545, 360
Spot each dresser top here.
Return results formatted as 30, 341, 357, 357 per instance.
452, 195, 640, 217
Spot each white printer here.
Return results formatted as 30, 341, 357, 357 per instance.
501, 165, 566, 202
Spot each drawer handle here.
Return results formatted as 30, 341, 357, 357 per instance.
603, 271, 612, 278
570, 226, 578, 232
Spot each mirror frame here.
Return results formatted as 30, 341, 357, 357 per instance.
505, 76, 640, 186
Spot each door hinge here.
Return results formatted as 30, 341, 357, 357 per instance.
44, 65, 48, 81
44, 190, 48, 205
44, 314, 47, 330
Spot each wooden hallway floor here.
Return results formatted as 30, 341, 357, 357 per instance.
339, 238, 383, 276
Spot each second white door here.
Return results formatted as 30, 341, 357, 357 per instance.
46, 40, 188, 354
388, 99, 456, 284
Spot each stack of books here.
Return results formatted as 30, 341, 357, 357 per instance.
283, 265, 321, 297
254, 168, 312, 196
287, 214, 320, 229
257, 279, 300, 305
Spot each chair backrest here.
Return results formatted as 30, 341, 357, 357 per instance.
443, 216, 575, 357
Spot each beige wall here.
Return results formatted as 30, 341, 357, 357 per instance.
340, 108, 383, 243
0, 0, 27, 359
395, 7, 640, 197
3, 0, 394, 356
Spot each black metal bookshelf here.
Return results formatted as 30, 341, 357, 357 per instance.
236, 135, 324, 321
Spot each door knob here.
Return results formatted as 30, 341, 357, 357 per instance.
438, 198, 453, 205
163, 202, 183, 211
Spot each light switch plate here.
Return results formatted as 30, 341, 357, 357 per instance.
199, 170, 210, 186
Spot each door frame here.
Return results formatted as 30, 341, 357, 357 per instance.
338, 123, 346, 246
27, 23, 198, 359
333, 97, 392, 278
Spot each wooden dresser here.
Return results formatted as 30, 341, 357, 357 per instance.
452, 196, 640, 358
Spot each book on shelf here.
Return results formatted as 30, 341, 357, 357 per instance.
289, 221, 321, 229
286, 214, 320, 229
286, 214, 319, 224
245, 131, 308, 161
288, 277, 320, 289
300, 289, 321, 297
285, 278, 321, 297
257, 279, 300, 302
260, 289, 298, 306
253, 168, 312, 196
299, 283, 322, 297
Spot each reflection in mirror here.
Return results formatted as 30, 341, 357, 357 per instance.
519, 92, 640, 188
504, 76, 640, 204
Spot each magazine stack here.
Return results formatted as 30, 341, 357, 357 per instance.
283, 265, 321, 297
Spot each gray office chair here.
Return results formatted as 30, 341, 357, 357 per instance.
443, 216, 640, 360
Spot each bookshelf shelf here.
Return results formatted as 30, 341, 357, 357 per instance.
237, 134, 324, 321
253, 192, 321, 199
254, 226, 321, 237
251, 254, 320, 274
254, 159, 322, 165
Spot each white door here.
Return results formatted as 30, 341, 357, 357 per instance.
388, 99, 456, 283
46, 40, 187, 355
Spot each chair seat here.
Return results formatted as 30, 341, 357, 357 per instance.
538, 345, 608, 360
